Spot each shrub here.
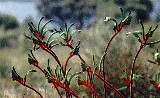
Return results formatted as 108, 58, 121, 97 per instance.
12, 8, 160, 98
0, 64, 10, 78
0, 14, 19, 30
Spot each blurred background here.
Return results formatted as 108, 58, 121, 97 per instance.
0, 0, 160, 97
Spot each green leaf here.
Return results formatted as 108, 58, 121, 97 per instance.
30, 50, 36, 60
148, 25, 158, 36
132, 74, 143, 81
42, 29, 54, 37
120, 8, 124, 17
41, 19, 54, 33
118, 86, 128, 91
12, 67, 21, 81
140, 20, 145, 37
47, 31, 59, 44
67, 23, 75, 33
120, 70, 128, 79
38, 17, 44, 31
47, 59, 53, 75
25, 70, 37, 78
60, 32, 66, 39
99, 53, 107, 71
30, 22, 37, 30
124, 70, 128, 77
132, 33, 140, 41
55, 65, 59, 77
68, 72, 81, 85
64, 23, 67, 33
64, 68, 72, 82
49, 39, 60, 47
24, 33, 32, 40
58, 68, 63, 79
70, 30, 81, 36
28, 70, 37, 73
122, 10, 132, 24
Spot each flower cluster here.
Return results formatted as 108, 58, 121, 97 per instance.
12, 8, 160, 98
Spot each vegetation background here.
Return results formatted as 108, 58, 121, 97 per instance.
0, 0, 160, 97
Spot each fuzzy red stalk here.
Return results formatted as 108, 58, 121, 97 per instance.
48, 78, 79, 98
78, 79, 100, 98
86, 67, 125, 98
64, 52, 74, 74
65, 38, 74, 49
14, 78, 43, 98
130, 44, 145, 98
37, 41, 65, 75
102, 22, 128, 97
122, 77, 147, 97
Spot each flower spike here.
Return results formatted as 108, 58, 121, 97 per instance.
12, 67, 23, 82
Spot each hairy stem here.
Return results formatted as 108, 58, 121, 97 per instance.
78, 54, 85, 63
23, 84, 43, 98
64, 55, 73, 75
95, 73, 125, 98
130, 45, 144, 98
62, 86, 79, 98
37, 66, 45, 74
45, 48, 65, 76
54, 85, 63, 98
81, 82, 100, 98
102, 33, 117, 97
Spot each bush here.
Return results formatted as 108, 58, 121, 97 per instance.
0, 14, 19, 30
0, 64, 10, 78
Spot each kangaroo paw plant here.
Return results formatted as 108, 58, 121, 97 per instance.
12, 8, 160, 98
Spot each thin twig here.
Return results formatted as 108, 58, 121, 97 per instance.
95, 72, 125, 98
23, 84, 43, 98
130, 44, 145, 98
102, 33, 118, 97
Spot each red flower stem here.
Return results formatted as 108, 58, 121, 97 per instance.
50, 80, 79, 98
32, 62, 63, 98
95, 73, 125, 98
35, 64, 63, 98
44, 48, 65, 76
63, 87, 79, 98
82, 83, 100, 98
37, 66, 45, 74
104, 32, 118, 53
64, 55, 73, 75
66, 41, 74, 49
102, 33, 118, 97
37, 42, 63, 73
89, 87, 100, 98
62, 86, 79, 98
54, 84, 63, 98
48, 49, 62, 67
88, 72, 92, 83
130, 44, 145, 98
77, 54, 85, 63
22, 83, 43, 98
66, 92, 69, 98
66, 92, 72, 98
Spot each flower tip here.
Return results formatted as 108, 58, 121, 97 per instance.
126, 32, 132, 37
104, 17, 110, 22
78, 30, 81, 32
